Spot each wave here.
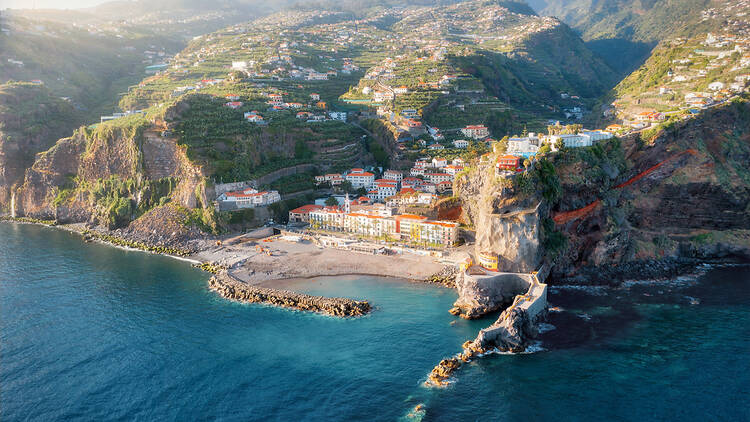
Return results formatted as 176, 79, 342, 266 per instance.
538, 323, 556, 333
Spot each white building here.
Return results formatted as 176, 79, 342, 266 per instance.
346, 171, 375, 189
461, 125, 489, 139
453, 139, 469, 148
383, 170, 403, 182
426, 173, 453, 184
550, 134, 593, 150
218, 188, 281, 209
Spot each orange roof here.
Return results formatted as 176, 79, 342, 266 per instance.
348, 172, 374, 177
290, 204, 323, 214
396, 214, 428, 221
423, 221, 458, 228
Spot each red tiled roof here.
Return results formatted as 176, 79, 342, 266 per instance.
290, 204, 323, 214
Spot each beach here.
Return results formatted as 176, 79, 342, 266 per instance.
193, 235, 453, 286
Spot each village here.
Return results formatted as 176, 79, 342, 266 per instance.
611, 0, 750, 127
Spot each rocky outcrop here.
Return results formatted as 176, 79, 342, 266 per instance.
451, 270, 533, 318
456, 162, 545, 273
428, 275, 548, 386
423, 266, 458, 288
208, 272, 371, 317
14, 133, 87, 220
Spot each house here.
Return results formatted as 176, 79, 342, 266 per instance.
267, 94, 283, 105
310, 93, 320, 101
428, 143, 445, 151
297, 111, 313, 120
394, 86, 409, 94
225, 101, 243, 109
245, 112, 264, 123
289, 204, 324, 224
383, 170, 403, 182
426, 173, 453, 184
373, 182, 398, 201
373, 91, 395, 102
420, 182, 437, 193
218, 188, 281, 209
346, 171, 375, 189
605, 124, 624, 132
507, 137, 539, 158
496, 155, 523, 172
329, 111, 347, 121
226, 94, 240, 101
461, 125, 490, 139
708, 81, 725, 91
406, 119, 422, 128
431, 157, 447, 168
452, 157, 465, 167
444, 165, 464, 175
401, 109, 419, 119
436, 180, 453, 193
401, 177, 422, 189
453, 139, 469, 149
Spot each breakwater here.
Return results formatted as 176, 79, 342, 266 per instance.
208, 272, 372, 317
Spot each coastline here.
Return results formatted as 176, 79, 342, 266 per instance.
0, 218, 451, 317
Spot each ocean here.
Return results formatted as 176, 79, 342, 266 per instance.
1, 222, 748, 421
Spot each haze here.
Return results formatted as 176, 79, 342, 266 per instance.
3, 0, 127, 9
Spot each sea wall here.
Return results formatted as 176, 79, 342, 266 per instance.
208, 272, 371, 317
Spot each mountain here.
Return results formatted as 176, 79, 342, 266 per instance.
4, 0, 618, 236
0, 13, 184, 120
528, 0, 724, 73
609, 0, 749, 120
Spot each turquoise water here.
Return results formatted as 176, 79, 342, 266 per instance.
1, 223, 748, 421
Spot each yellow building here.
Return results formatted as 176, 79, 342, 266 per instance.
478, 251, 498, 271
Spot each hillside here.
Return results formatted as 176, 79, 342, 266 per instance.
550, 98, 750, 283
610, 0, 749, 122
528, 0, 735, 73
454, 97, 750, 284
0, 13, 184, 120
0, 82, 83, 212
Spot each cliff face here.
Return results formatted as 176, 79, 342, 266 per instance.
551, 99, 750, 284
456, 160, 544, 273
0, 83, 82, 212
13, 111, 208, 237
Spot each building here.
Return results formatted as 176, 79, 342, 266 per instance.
431, 157, 447, 168
346, 171, 375, 189
225, 101, 243, 109
289, 204, 323, 224
310, 93, 320, 101
496, 155, 523, 172
383, 170, 403, 182
507, 137, 539, 158
426, 172, 452, 184
444, 164, 464, 175
461, 125, 490, 139
218, 188, 281, 209
478, 251, 498, 271
453, 139, 469, 148
309, 206, 345, 230
549, 134, 593, 150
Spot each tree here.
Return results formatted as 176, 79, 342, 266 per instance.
325, 196, 338, 207
341, 180, 354, 193
538, 144, 551, 155
554, 138, 565, 151
494, 135, 509, 154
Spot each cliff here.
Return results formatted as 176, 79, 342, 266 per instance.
550, 99, 750, 284
455, 157, 547, 273
0, 83, 82, 212
12, 108, 212, 246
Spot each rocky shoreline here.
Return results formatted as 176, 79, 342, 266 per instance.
208, 271, 372, 317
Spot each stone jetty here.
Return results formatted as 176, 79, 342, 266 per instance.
208, 272, 371, 317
